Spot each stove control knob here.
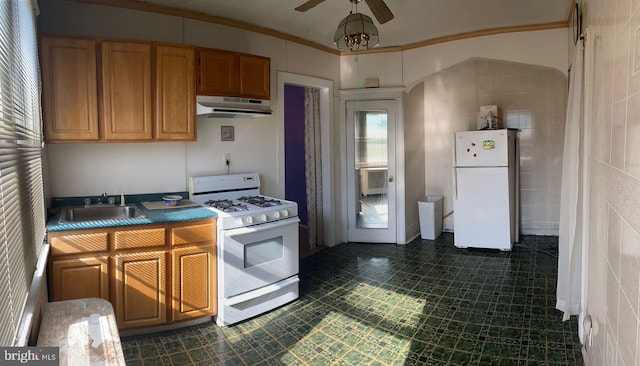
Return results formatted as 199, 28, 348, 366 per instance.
273, 211, 281, 219
236, 218, 243, 226
245, 216, 253, 224
281, 210, 289, 217
260, 214, 268, 222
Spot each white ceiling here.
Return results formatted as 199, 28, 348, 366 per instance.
136, 0, 573, 50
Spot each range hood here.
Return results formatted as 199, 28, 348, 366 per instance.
196, 95, 272, 118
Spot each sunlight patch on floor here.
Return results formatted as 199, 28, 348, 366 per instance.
280, 311, 412, 364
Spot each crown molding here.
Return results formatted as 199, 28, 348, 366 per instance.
72, 0, 568, 56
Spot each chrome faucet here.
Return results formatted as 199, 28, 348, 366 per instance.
97, 193, 108, 204
84, 193, 115, 207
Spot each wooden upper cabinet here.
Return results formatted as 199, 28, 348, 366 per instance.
101, 41, 153, 141
196, 48, 237, 96
40, 37, 99, 142
196, 47, 270, 100
40, 37, 270, 143
239, 54, 270, 100
155, 45, 196, 141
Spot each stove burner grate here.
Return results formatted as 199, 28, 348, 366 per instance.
204, 199, 249, 212
237, 195, 283, 207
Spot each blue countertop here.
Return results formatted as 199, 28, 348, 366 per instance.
46, 192, 217, 232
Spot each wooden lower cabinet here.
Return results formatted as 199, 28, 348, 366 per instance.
49, 231, 109, 256
50, 256, 109, 302
172, 245, 216, 322
48, 219, 216, 330
114, 251, 167, 329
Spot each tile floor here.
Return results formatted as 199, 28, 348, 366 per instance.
121, 233, 584, 365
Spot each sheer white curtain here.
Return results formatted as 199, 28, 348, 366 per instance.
556, 37, 585, 321
304, 88, 323, 249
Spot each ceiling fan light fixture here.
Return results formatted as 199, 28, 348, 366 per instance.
333, 12, 379, 52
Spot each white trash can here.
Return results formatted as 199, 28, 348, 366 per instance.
418, 195, 443, 240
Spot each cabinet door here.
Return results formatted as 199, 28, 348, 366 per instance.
196, 48, 237, 96
155, 45, 196, 141
51, 256, 109, 302
114, 251, 166, 329
171, 245, 216, 321
239, 54, 270, 100
101, 41, 153, 141
40, 37, 99, 142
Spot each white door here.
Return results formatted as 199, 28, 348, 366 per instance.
346, 100, 396, 243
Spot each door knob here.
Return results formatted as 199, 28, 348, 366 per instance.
388, 176, 394, 183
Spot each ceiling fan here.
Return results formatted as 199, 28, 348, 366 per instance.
295, 0, 394, 24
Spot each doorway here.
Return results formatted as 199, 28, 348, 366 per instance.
346, 99, 397, 243
277, 71, 335, 255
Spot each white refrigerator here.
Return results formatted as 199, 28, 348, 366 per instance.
453, 129, 519, 250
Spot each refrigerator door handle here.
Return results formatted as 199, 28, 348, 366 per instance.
453, 167, 457, 200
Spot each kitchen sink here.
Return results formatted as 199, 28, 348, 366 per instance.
58, 204, 146, 224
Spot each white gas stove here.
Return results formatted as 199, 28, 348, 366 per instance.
189, 173, 300, 326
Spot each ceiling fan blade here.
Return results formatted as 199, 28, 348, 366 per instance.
295, 0, 326, 12
364, 0, 394, 24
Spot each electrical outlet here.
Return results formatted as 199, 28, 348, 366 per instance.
223, 153, 230, 165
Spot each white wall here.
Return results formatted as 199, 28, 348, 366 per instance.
420, 59, 567, 236
340, 28, 569, 90
403, 29, 568, 89
337, 28, 569, 239
40, 0, 571, 247
402, 85, 426, 241
47, 143, 187, 196
39, 0, 339, 199
580, 0, 640, 364
340, 52, 403, 90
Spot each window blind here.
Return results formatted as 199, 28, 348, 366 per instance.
0, 0, 46, 346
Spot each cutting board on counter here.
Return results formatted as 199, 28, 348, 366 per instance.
141, 200, 202, 210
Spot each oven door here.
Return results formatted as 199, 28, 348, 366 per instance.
222, 217, 299, 298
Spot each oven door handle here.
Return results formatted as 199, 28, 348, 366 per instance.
223, 217, 300, 236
